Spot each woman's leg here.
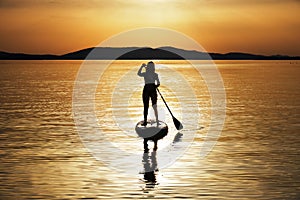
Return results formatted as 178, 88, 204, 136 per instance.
153, 104, 158, 124
143, 89, 150, 125
150, 88, 159, 125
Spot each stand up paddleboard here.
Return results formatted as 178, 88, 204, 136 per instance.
135, 120, 168, 141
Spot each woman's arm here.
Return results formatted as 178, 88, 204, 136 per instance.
137, 63, 146, 76
156, 74, 160, 88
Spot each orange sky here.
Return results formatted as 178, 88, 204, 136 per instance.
1, 0, 299, 56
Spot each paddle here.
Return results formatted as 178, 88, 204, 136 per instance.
157, 88, 183, 130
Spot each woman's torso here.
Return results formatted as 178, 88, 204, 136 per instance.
143, 72, 158, 85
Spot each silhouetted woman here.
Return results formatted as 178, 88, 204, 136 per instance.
137, 61, 160, 126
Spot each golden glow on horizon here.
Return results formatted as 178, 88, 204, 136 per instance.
0, 0, 299, 56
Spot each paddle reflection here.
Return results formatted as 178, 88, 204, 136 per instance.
172, 132, 183, 143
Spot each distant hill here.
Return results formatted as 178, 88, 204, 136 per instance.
0, 47, 299, 60
0, 51, 59, 60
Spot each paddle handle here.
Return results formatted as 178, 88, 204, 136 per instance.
156, 88, 174, 117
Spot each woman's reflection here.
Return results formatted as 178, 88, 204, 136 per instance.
142, 151, 158, 188
141, 132, 183, 191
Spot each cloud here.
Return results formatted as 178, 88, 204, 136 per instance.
0, 0, 114, 9
204, 0, 300, 4
2, 0, 298, 10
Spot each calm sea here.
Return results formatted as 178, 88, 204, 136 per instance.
0, 60, 299, 199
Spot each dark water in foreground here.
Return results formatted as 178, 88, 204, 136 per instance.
0, 60, 299, 199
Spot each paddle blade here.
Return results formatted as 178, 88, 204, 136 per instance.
173, 116, 183, 130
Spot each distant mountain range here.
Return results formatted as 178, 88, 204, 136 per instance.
0, 47, 299, 60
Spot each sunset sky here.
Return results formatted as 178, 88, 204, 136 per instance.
1, 0, 299, 56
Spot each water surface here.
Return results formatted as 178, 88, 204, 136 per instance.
0, 60, 299, 199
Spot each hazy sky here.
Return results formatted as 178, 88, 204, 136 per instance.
1, 0, 299, 55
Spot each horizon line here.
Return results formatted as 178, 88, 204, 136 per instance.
1, 46, 300, 57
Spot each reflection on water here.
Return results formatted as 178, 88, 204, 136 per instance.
141, 132, 183, 191
0, 60, 299, 199
142, 152, 158, 188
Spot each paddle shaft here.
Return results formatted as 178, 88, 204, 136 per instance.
157, 88, 183, 130
156, 88, 174, 117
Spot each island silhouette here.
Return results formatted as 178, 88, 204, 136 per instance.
1, 46, 299, 60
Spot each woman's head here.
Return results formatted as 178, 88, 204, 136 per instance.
146, 61, 155, 73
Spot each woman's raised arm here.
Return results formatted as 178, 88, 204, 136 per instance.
137, 63, 146, 76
